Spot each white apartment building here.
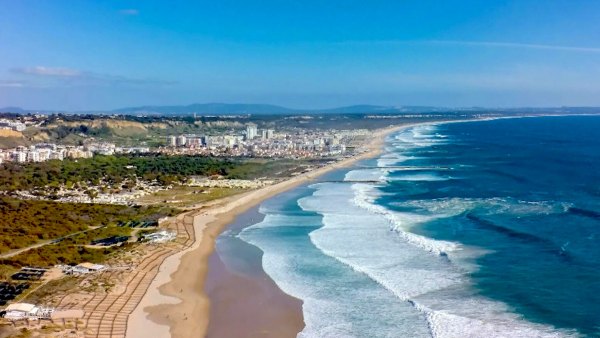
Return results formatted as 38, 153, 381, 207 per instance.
49, 150, 64, 160
246, 123, 257, 140
14, 151, 27, 163
38, 149, 51, 162
176, 135, 187, 147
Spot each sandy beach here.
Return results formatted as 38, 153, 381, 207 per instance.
204, 206, 305, 337
126, 123, 412, 338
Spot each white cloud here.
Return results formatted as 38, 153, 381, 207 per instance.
12, 66, 82, 77
0, 81, 25, 88
336, 39, 600, 54
424, 40, 600, 53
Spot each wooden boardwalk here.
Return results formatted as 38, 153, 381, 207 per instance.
55, 212, 198, 338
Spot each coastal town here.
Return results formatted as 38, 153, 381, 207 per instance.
0, 116, 368, 165
0, 114, 374, 208
0, 110, 390, 336
159, 123, 355, 158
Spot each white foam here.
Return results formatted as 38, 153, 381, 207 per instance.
350, 183, 459, 255
240, 193, 432, 338
344, 168, 388, 182
390, 125, 449, 149
388, 172, 451, 182
377, 153, 419, 167
300, 182, 576, 338
392, 197, 571, 217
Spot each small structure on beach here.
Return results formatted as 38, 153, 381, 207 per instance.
3, 303, 39, 319
62, 262, 106, 275
140, 230, 176, 243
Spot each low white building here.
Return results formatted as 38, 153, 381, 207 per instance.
63, 262, 106, 275
143, 230, 176, 243
4, 303, 39, 319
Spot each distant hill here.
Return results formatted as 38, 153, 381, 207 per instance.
0, 107, 27, 113
113, 103, 408, 115
3, 103, 600, 116
113, 103, 297, 115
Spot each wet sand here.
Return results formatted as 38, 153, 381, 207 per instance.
205, 207, 304, 337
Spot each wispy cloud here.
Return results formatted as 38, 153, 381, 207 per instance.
12, 66, 82, 77
118, 9, 139, 16
336, 39, 600, 54
0, 81, 25, 88
9, 66, 175, 87
423, 40, 600, 53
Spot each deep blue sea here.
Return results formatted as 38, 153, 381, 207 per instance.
235, 115, 600, 338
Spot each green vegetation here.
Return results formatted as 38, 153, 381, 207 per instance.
226, 158, 320, 179
0, 155, 314, 192
0, 154, 241, 191
0, 197, 176, 256
0, 243, 124, 267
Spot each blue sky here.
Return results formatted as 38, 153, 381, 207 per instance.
1, 0, 600, 110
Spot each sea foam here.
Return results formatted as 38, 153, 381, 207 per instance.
301, 180, 577, 338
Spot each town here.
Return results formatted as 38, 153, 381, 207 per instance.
159, 123, 358, 157
0, 117, 371, 164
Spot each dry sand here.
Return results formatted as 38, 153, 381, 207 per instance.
126, 124, 412, 338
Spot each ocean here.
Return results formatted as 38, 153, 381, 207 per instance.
233, 115, 600, 337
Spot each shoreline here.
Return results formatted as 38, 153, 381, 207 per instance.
125, 122, 421, 338
205, 206, 305, 337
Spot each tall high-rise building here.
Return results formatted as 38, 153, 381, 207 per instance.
176, 135, 187, 147
168, 136, 177, 147
246, 124, 258, 140
266, 129, 274, 139
14, 151, 27, 163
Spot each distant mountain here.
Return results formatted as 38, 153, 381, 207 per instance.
0, 106, 27, 113
3, 103, 600, 115
113, 103, 408, 115
113, 103, 297, 115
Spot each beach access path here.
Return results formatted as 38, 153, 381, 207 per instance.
51, 212, 197, 338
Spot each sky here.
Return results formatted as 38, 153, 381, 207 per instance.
1, 0, 600, 111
